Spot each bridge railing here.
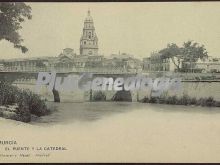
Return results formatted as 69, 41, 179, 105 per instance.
1, 67, 219, 80
0, 67, 139, 74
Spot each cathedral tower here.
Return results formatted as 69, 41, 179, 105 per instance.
80, 10, 98, 56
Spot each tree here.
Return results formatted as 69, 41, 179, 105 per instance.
181, 41, 208, 72
0, 2, 32, 53
181, 40, 208, 62
159, 43, 182, 71
159, 40, 208, 71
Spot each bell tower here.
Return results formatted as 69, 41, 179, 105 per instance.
80, 10, 98, 56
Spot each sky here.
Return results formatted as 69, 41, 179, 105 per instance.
1, 2, 220, 59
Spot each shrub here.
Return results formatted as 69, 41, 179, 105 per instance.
149, 97, 157, 103
140, 93, 219, 108
112, 91, 132, 102
0, 81, 50, 121
206, 97, 215, 107
92, 91, 106, 101
17, 102, 31, 122
197, 97, 215, 107
18, 89, 50, 116
190, 97, 197, 105
197, 98, 205, 106
0, 82, 18, 105
215, 101, 220, 107
141, 96, 149, 103
166, 96, 178, 105
178, 94, 191, 105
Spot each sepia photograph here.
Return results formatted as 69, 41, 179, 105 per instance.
0, 1, 220, 163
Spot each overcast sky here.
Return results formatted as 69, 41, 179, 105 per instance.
1, 2, 220, 59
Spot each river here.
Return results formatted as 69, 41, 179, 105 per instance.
1, 102, 220, 162
31, 102, 220, 162
31, 101, 220, 125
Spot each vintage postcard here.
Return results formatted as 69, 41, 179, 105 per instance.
0, 1, 220, 163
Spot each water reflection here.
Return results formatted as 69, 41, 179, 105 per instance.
31, 102, 135, 125
31, 101, 220, 126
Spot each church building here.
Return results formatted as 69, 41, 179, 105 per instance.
80, 10, 99, 56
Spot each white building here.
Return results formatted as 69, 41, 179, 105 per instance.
195, 57, 220, 73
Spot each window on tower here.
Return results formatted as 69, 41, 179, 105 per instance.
88, 32, 91, 39
84, 41, 86, 45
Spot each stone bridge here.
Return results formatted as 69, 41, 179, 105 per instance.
0, 69, 142, 102
1, 69, 219, 102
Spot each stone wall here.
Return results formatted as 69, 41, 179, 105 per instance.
14, 82, 220, 102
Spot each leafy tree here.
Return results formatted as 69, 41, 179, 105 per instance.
181, 41, 208, 72
181, 40, 208, 62
159, 43, 182, 71
159, 40, 208, 71
0, 2, 32, 53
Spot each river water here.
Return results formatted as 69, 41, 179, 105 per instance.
27, 102, 220, 162
1, 101, 220, 162
31, 102, 220, 125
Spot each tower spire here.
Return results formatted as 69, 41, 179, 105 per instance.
88, 9, 90, 16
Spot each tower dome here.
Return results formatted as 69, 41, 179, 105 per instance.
85, 10, 93, 22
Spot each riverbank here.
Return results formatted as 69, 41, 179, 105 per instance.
91, 90, 220, 107
140, 95, 220, 107
0, 82, 50, 122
